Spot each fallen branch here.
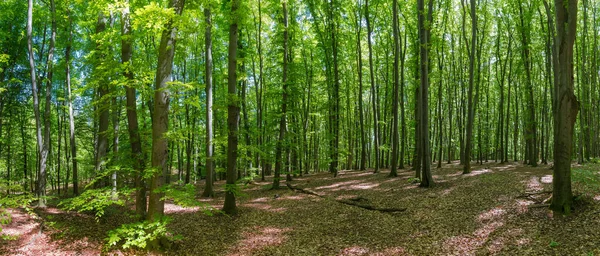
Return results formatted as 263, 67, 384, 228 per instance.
518, 191, 552, 197
286, 183, 407, 213
528, 204, 551, 209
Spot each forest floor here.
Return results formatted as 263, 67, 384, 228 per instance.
2, 161, 600, 255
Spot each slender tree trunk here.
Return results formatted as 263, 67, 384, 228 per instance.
65, 7, 78, 196
223, 0, 240, 215
147, 0, 185, 221
273, 2, 289, 189
418, 0, 434, 187
390, 0, 400, 177
463, 0, 477, 174
329, 0, 340, 177
518, 3, 537, 167
400, 32, 407, 169
94, 12, 109, 188
354, 6, 366, 171
121, 0, 146, 217
202, 7, 215, 198
365, 0, 379, 173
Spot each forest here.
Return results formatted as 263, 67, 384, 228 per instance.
1, 0, 599, 254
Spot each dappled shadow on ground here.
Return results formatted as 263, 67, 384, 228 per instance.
0, 204, 133, 255
157, 162, 600, 255
4, 162, 600, 255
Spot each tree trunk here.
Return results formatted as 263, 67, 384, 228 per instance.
418, 0, 434, 187
121, 0, 146, 217
273, 2, 289, 189
223, 0, 240, 215
354, 5, 366, 171
94, 12, 110, 188
329, 0, 340, 177
463, 0, 476, 174
550, 0, 578, 215
202, 7, 215, 198
365, 0, 379, 173
65, 7, 78, 196
147, 0, 185, 221
390, 0, 400, 177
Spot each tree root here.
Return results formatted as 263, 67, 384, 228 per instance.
286, 183, 407, 213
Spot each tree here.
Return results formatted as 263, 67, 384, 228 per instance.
273, 1, 289, 189
121, 0, 146, 217
463, 0, 476, 174
147, 0, 186, 221
65, 4, 78, 196
202, 6, 215, 198
365, 0, 379, 173
94, 12, 110, 187
550, 0, 579, 215
223, 0, 241, 215
389, 0, 400, 177
417, 0, 434, 187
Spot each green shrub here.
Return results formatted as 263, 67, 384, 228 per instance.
58, 188, 131, 221
106, 217, 181, 250
160, 184, 218, 215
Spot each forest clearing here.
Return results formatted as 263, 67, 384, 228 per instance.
1, 0, 598, 254
2, 162, 600, 255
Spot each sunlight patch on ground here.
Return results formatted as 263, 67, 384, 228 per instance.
594, 195, 600, 201
493, 164, 517, 172
526, 176, 543, 192
228, 227, 290, 256
442, 221, 504, 255
164, 203, 199, 214
315, 180, 362, 190
446, 171, 463, 177
477, 207, 506, 222
250, 197, 269, 203
280, 195, 306, 200
339, 246, 369, 256
540, 175, 553, 184
339, 246, 408, 256
465, 169, 493, 177
514, 199, 534, 214
348, 182, 379, 190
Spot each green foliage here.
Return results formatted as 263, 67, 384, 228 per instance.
160, 184, 218, 216
549, 241, 560, 248
407, 177, 421, 184
572, 168, 600, 192
224, 183, 246, 198
58, 188, 130, 221
1, 234, 19, 241
0, 193, 35, 212
106, 217, 181, 250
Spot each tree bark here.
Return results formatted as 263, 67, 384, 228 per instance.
223, 0, 240, 215
147, 0, 185, 221
65, 7, 78, 196
202, 7, 215, 198
390, 0, 400, 177
418, 0, 434, 187
273, 2, 290, 189
365, 0, 379, 173
550, 0, 579, 215
463, 0, 476, 174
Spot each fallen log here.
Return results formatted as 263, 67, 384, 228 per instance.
286, 183, 407, 213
